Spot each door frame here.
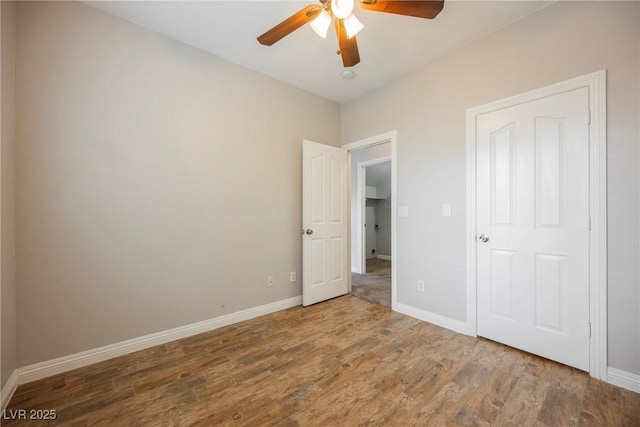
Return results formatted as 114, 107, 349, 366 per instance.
466, 70, 607, 379
343, 131, 398, 310
355, 157, 391, 274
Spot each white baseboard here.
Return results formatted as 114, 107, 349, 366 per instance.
1, 370, 18, 410
376, 254, 391, 261
17, 296, 302, 386
396, 302, 470, 336
607, 367, 640, 393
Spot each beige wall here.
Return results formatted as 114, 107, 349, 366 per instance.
1, 0, 17, 389
15, 1, 339, 366
341, 1, 640, 374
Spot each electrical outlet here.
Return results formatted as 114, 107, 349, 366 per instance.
417, 280, 425, 292
290, 271, 297, 282
268, 275, 274, 287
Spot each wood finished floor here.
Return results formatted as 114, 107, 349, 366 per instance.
5, 295, 639, 426
362, 258, 392, 278
351, 258, 391, 307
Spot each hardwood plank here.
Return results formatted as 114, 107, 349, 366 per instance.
449, 409, 491, 427
80, 386, 198, 427
619, 387, 640, 427
4, 295, 639, 426
8, 372, 69, 403
457, 367, 520, 423
472, 371, 549, 426
414, 381, 467, 424
362, 391, 417, 426
537, 383, 583, 426
7, 376, 85, 408
50, 386, 135, 425
578, 377, 621, 426
404, 356, 463, 403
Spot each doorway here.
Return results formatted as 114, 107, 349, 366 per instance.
343, 132, 397, 309
354, 159, 392, 306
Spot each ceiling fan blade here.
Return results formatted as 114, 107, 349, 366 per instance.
335, 19, 361, 67
359, 0, 444, 19
257, 5, 322, 46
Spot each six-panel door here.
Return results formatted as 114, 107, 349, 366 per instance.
302, 140, 348, 306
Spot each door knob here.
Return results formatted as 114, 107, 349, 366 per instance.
478, 234, 489, 243
305, 229, 314, 235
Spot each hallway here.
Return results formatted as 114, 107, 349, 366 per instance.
351, 258, 391, 307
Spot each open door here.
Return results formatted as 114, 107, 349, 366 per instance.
302, 140, 348, 306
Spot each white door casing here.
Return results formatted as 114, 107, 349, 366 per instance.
467, 70, 607, 379
476, 87, 590, 371
302, 140, 348, 306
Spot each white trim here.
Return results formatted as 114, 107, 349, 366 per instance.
607, 367, 640, 394
344, 131, 398, 310
1, 370, 18, 410
346, 146, 354, 287
354, 162, 365, 274
356, 158, 389, 168
466, 70, 608, 379
465, 104, 478, 337
342, 131, 397, 151
589, 70, 608, 381
16, 296, 301, 386
391, 136, 397, 311
376, 254, 391, 261
396, 303, 470, 336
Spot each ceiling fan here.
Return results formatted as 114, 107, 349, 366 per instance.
257, 0, 445, 67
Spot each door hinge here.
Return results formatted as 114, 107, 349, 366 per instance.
588, 322, 592, 338
588, 216, 592, 231
587, 109, 592, 125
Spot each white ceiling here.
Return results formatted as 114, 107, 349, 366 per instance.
87, 1, 554, 103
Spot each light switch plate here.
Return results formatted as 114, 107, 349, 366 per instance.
442, 204, 451, 217
398, 206, 409, 217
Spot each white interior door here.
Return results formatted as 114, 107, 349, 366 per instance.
302, 140, 348, 306
476, 87, 590, 371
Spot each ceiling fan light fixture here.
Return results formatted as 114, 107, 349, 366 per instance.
341, 70, 356, 79
310, 9, 332, 38
343, 13, 364, 39
331, 0, 355, 19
